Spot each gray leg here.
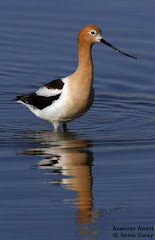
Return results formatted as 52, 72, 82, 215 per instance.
53, 122, 60, 131
63, 123, 67, 131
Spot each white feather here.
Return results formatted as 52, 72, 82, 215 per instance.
36, 86, 62, 97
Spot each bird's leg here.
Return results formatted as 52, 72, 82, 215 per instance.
53, 122, 60, 131
63, 123, 67, 131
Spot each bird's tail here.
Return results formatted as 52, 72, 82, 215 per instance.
11, 96, 23, 101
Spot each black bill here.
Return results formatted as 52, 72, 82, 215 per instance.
100, 38, 137, 60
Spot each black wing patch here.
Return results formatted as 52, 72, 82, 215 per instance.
44, 78, 64, 89
15, 78, 64, 110
16, 93, 61, 110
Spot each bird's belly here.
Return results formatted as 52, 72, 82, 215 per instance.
37, 87, 95, 123
62, 86, 95, 121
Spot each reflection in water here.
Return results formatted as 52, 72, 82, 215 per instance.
21, 130, 98, 239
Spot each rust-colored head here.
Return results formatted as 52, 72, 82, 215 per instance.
78, 25, 102, 45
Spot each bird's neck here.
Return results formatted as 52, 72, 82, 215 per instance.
74, 40, 93, 84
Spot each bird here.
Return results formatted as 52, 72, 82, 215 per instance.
15, 24, 137, 130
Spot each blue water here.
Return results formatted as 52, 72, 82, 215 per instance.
0, 0, 155, 239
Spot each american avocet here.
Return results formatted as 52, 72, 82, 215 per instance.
15, 25, 137, 130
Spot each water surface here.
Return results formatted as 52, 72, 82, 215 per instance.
0, 0, 155, 239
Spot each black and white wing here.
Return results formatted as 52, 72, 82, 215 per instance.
15, 78, 64, 110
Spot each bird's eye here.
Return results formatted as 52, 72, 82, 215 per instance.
90, 30, 96, 35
